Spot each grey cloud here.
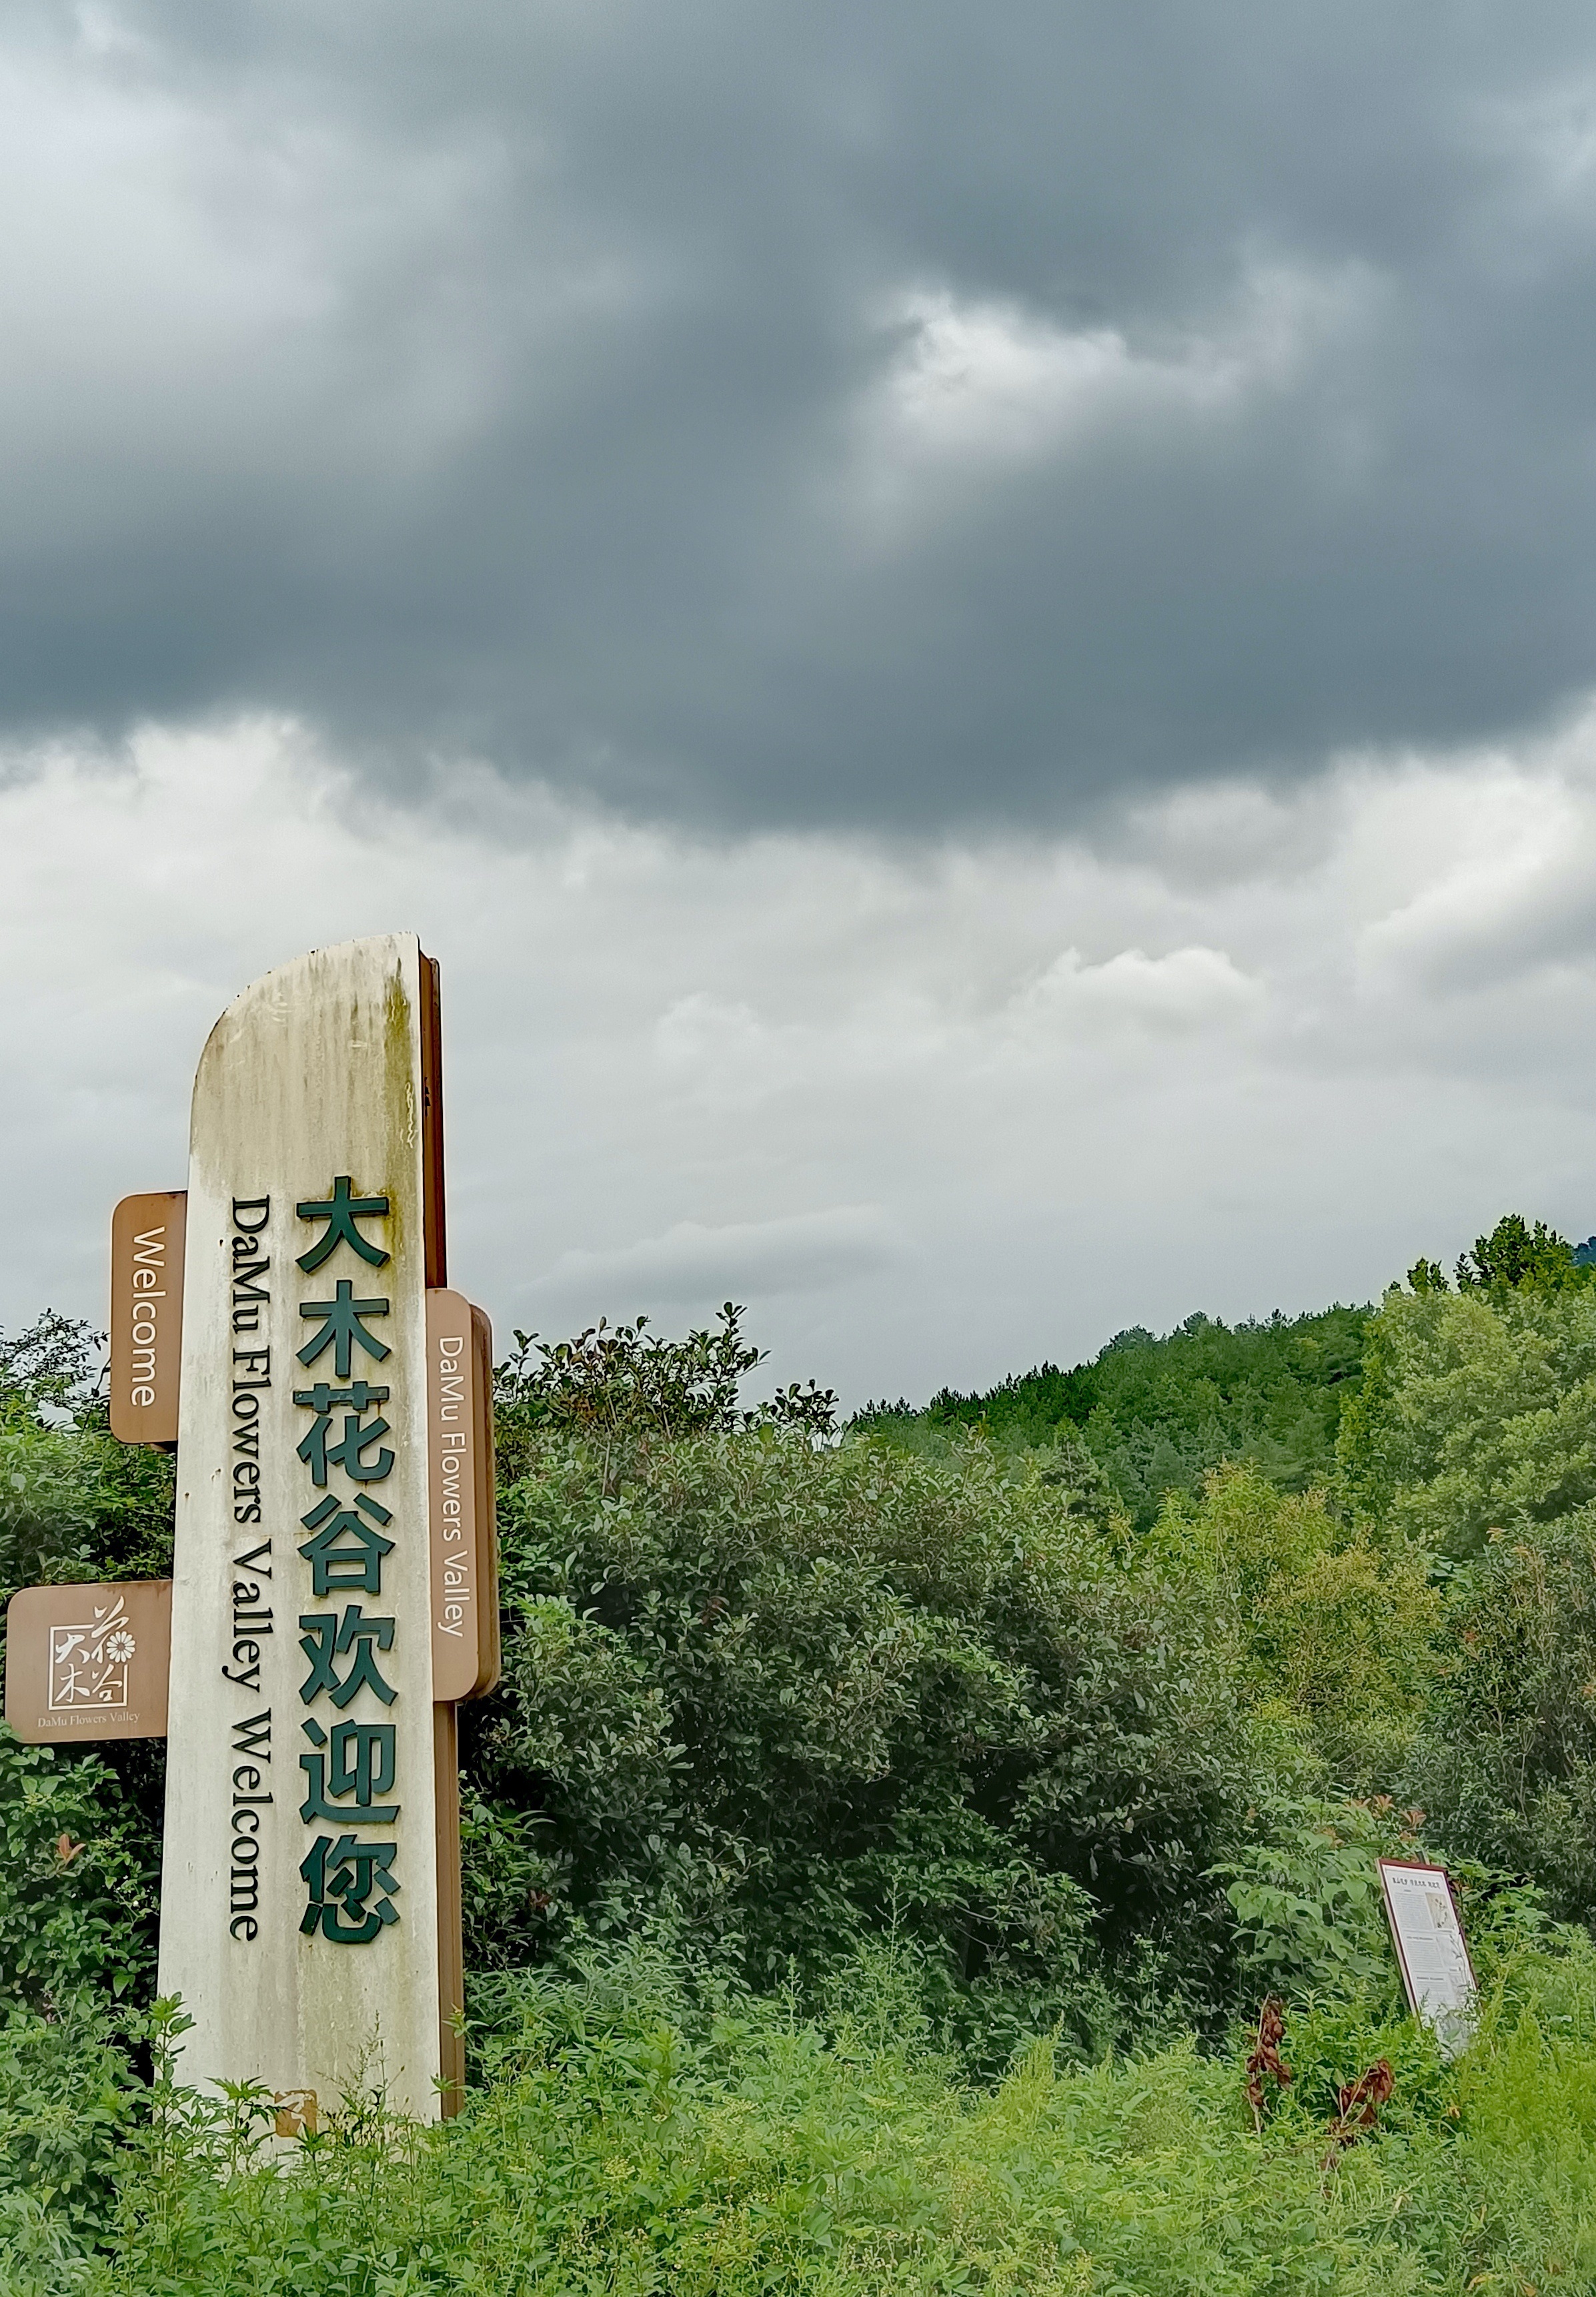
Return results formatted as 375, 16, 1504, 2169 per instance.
5, 722, 1596, 1404
7, 3, 1596, 826
523, 1206, 906, 1321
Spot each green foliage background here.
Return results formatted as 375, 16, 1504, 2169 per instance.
9, 1224, 1596, 2288
856, 1302, 1369, 1528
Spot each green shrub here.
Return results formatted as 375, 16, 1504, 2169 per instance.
466, 1425, 1261, 2038
0, 1315, 175, 1602
1213, 1790, 1400, 2005
0, 1737, 158, 2013
1408, 1512, 1596, 1918
0, 2003, 141, 2249
1152, 1463, 1444, 1793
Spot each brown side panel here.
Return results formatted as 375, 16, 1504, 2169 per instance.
5, 1580, 172, 1742
433, 1704, 466, 2116
419, 951, 465, 2110
428, 1289, 482, 1704
419, 951, 446, 1290
109, 1194, 187, 1446
470, 1305, 502, 1699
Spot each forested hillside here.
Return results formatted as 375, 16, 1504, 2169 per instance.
8, 1217, 1596, 2289
856, 1302, 1369, 1525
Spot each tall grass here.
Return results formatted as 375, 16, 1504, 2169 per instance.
7, 1929, 1593, 2296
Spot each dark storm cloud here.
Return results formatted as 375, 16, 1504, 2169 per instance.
7, 0, 1596, 825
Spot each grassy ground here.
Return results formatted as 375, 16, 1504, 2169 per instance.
5, 1931, 1591, 2296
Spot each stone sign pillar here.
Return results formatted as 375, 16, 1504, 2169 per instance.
158, 935, 446, 2121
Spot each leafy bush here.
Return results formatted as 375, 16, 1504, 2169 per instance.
0, 1319, 167, 2047
1152, 1464, 1444, 1792
1215, 1789, 1402, 2004
467, 1424, 1262, 2046
0, 1315, 175, 1601
0, 1739, 158, 2012
496, 1302, 836, 1478
1407, 1512, 1596, 1917
0, 2001, 141, 2251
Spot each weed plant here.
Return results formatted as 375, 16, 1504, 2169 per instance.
3, 1922, 1593, 2294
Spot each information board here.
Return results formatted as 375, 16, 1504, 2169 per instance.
1379, 1858, 1476, 2055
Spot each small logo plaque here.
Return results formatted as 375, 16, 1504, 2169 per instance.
48, 1592, 139, 1710
5, 1581, 173, 1742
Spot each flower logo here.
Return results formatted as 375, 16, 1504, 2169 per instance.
104, 1631, 136, 1665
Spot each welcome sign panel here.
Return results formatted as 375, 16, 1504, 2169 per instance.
109, 1193, 186, 1446
158, 937, 442, 2120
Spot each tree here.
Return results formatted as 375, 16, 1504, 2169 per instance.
1336, 1273, 1596, 1556
494, 1303, 836, 1482
1410, 1512, 1596, 1919
1455, 1213, 1577, 1293
1151, 1464, 1441, 1793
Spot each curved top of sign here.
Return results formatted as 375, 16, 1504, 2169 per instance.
193, 933, 423, 1119
190, 934, 446, 1290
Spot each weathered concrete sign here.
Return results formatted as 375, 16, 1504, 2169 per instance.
3, 934, 497, 2123
158, 935, 452, 2122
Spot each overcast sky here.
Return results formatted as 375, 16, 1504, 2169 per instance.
6, 3, 1596, 1402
